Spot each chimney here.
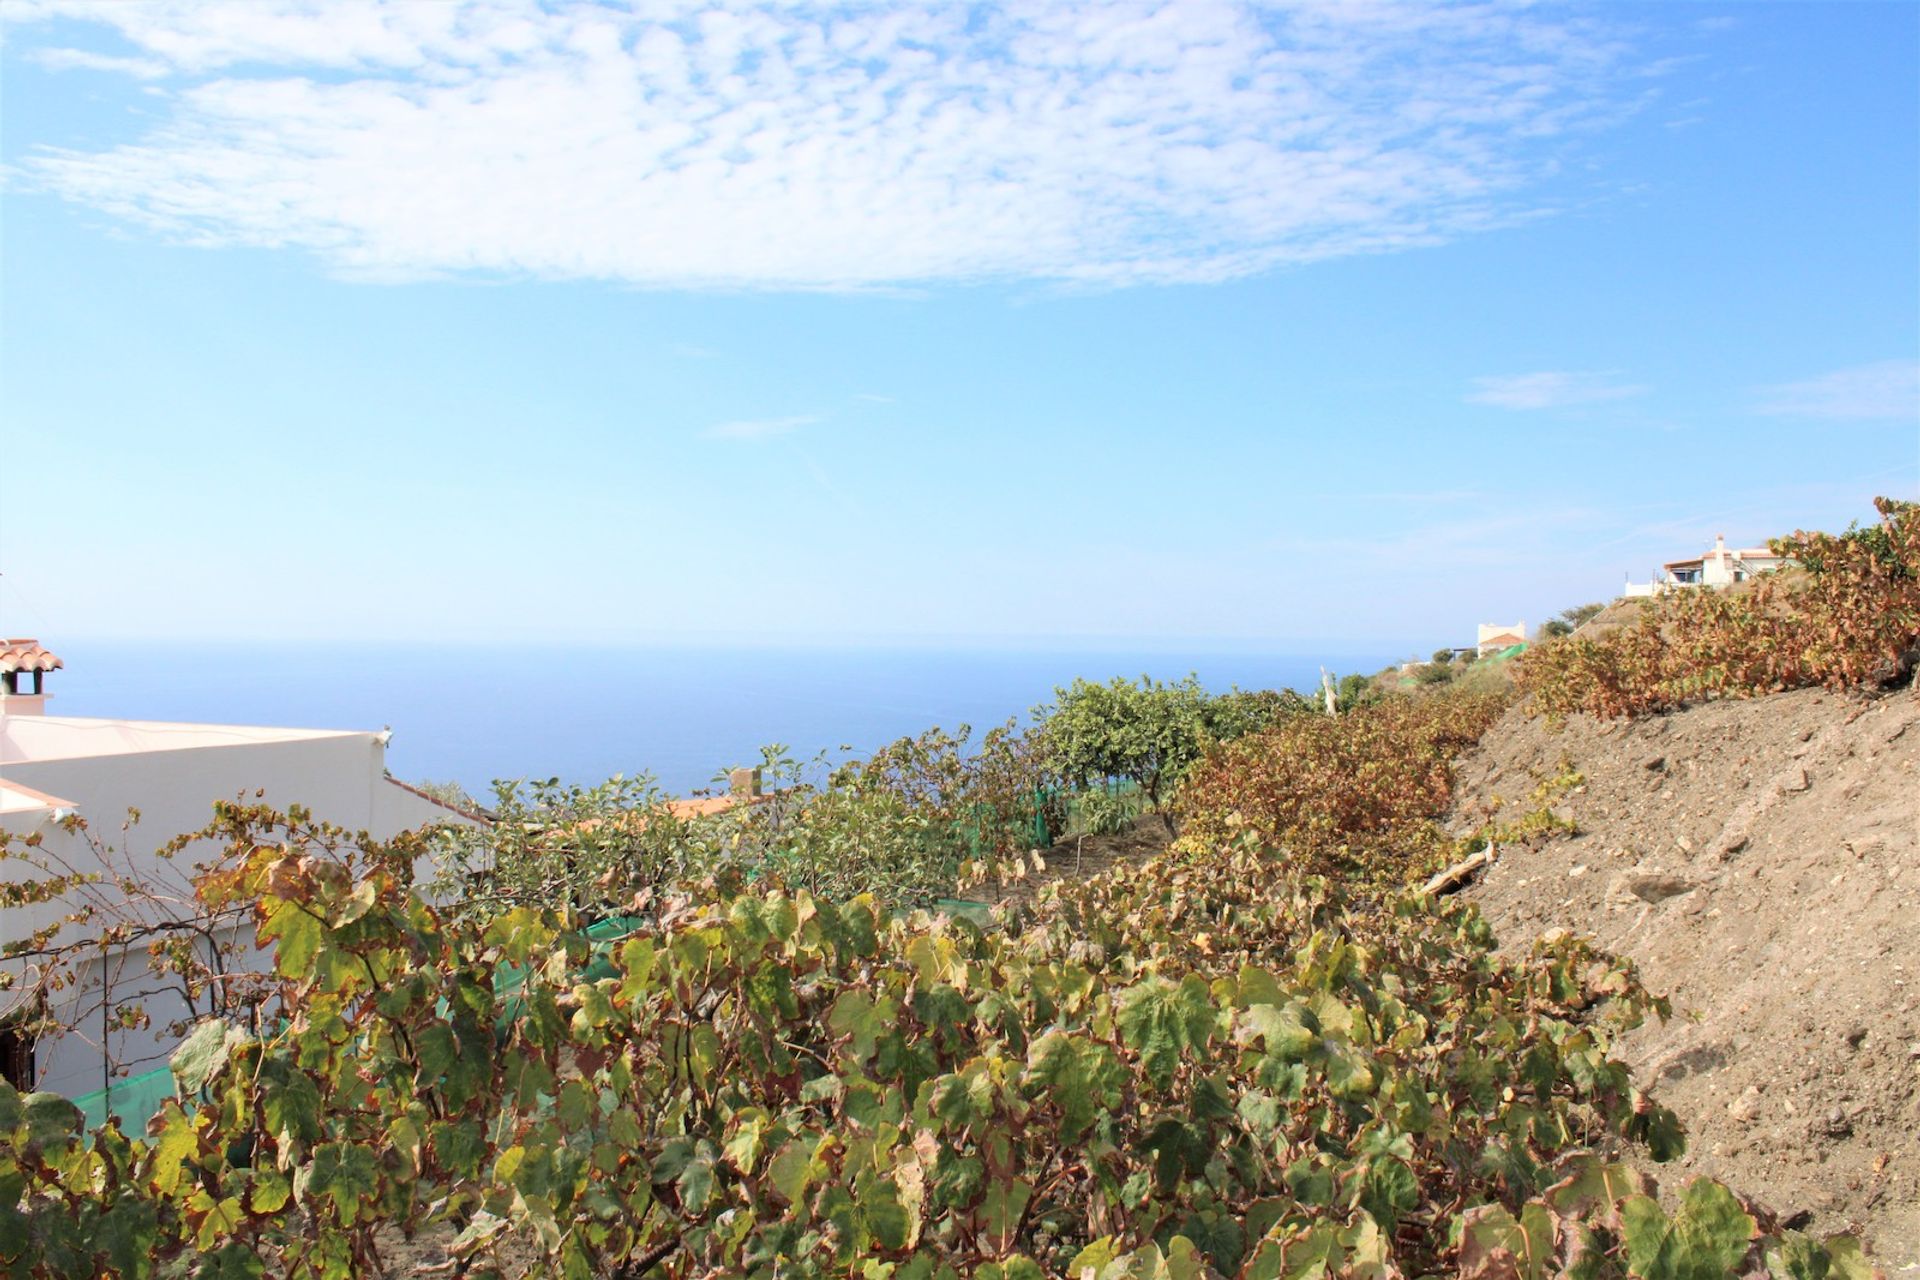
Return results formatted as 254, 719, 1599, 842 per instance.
0, 639, 61, 716
728, 766, 763, 798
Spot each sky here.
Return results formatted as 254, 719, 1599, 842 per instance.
1, 0, 1916, 654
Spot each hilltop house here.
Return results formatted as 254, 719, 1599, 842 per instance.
0, 640, 478, 1110
1476, 621, 1527, 657
1622, 534, 1790, 598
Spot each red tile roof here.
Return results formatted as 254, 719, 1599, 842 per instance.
0, 639, 62, 675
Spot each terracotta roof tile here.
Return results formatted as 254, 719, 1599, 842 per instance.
0, 638, 62, 675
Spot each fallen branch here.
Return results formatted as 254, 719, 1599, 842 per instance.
1422, 845, 1495, 898
612, 1238, 678, 1280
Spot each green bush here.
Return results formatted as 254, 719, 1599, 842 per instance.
1034, 676, 1216, 834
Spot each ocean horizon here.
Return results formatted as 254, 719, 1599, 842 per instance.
40, 641, 1398, 798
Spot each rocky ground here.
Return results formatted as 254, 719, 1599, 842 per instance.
1452, 683, 1920, 1269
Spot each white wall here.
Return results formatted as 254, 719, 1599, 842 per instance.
0, 729, 468, 1101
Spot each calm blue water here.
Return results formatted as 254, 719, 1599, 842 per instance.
44, 643, 1391, 797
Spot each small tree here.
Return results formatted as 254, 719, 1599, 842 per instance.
1544, 602, 1607, 638
1036, 675, 1212, 835
1335, 672, 1381, 712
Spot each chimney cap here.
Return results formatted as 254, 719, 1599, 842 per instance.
0, 639, 62, 675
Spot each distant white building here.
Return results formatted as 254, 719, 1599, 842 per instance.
1476, 621, 1527, 657
1622, 534, 1790, 598
0, 640, 477, 1108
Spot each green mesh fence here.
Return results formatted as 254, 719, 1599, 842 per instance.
493, 913, 645, 1022
72, 1066, 176, 1134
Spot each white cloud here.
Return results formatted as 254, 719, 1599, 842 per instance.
1467, 370, 1646, 411
6, 1, 1644, 290
1756, 360, 1920, 421
29, 47, 171, 78
704, 413, 820, 440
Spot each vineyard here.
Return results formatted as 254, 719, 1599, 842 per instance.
1174, 690, 1510, 888
1516, 498, 1918, 720
7, 510, 1916, 1278
2, 800, 1878, 1279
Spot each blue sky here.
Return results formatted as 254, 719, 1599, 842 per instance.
2, 1, 1915, 653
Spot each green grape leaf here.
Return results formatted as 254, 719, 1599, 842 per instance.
1023, 1030, 1122, 1140
170, 1020, 236, 1094
1117, 975, 1215, 1089
20, 1093, 81, 1148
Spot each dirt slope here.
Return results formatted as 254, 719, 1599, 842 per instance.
1451, 684, 1920, 1269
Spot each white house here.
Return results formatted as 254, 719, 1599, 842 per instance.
0, 640, 478, 1111
1476, 621, 1527, 657
1622, 534, 1790, 598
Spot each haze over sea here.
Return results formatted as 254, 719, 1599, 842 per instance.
50, 643, 1391, 799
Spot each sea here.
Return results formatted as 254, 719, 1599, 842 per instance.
44, 642, 1393, 799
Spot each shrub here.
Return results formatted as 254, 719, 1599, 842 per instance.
1542, 602, 1607, 641
428, 773, 723, 923
828, 720, 1063, 858
1035, 676, 1293, 834
427, 725, 1066, 924
1176, 686, 1509, 884
726, 724, 1063, 907
1335, 671, 1381, 712
1206, 686, 1312, 739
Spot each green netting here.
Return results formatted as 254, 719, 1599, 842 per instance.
952, 780, 1143, 856
72, 1066, 176, 1134
930, 898, 995, 927
951, 790, 1051, 857
493, 913, 646, 1022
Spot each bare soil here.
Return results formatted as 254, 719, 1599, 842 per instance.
1450, 683, 1920, 1269
971, 813, 1173, 909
